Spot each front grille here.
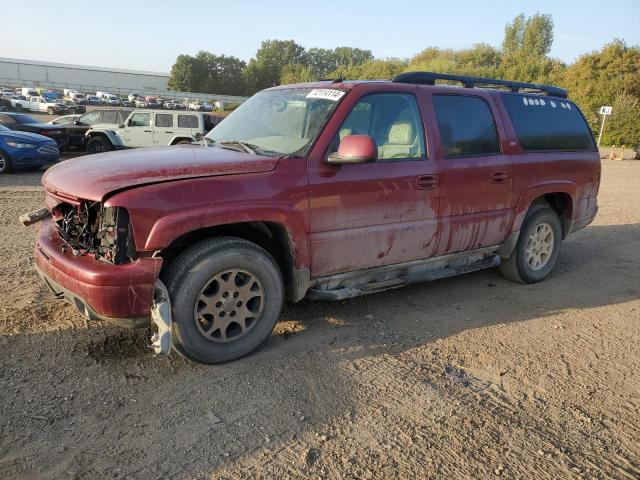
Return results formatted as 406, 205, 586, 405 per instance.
37, 145, 59, 155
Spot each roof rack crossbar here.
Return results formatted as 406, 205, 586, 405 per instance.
392, 71, 567, 98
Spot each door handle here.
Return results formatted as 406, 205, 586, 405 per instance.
416, 175, 438, 190
144, 130, 152, 133
164, 131, 174, 133
491, 171, 508, 184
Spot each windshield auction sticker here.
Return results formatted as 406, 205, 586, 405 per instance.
306, 89, 345, 102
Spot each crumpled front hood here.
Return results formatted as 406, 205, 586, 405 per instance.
42, 145, 278, 201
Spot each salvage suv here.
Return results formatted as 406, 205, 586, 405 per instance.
25, 72, 600, 364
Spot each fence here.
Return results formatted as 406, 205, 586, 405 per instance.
0, 76, 248, 105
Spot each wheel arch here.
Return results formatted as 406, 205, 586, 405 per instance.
514, 183, 577, 239
147, 207, 311, 302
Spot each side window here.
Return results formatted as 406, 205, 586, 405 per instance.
433, 95, 500, 158
501, 94, 596, 151
129, 113, 151, 127
178, 114, 198, 129
155, 114, 173, 128
338, 93, 426, 161
101, 111, 118, 124
77, 111, 101, 125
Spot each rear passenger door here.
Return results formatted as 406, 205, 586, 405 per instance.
430, 94, 513, 255
153, 113, 175, 145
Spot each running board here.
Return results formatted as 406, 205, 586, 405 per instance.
307, 254, 501, 301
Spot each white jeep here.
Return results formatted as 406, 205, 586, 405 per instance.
84, 109, 213, 154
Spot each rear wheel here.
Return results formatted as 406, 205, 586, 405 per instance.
47, 107, 54, 115
175, 139, 192, 145
164, 237, 284, 364
499, 206, 562, 283
0, 150, 13, 174
15, 104, 23, 111
86, 136, 111, 154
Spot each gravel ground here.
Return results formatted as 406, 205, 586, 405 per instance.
0, 160, 638, 479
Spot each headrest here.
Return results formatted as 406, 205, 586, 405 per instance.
388, 122, 414, 145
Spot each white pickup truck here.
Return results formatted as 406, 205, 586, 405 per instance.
10, 96, 69, 115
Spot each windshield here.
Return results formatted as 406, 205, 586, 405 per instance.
206, 87, 344, 157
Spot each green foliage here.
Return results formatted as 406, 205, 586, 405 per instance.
168, 52, 246, 95
600, 93, 640, 146
168, 13, 640, 146
560, 40, 640, 125
280, 64, 315, 85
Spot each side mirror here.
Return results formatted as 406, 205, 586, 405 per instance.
327, 135, 377, 164
118, 123, 125, 128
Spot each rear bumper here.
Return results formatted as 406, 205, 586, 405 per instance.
34, 218, 162, 327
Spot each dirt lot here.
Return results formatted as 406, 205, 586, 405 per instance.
0, 160, 638, 479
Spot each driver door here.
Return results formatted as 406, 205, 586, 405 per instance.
308, 92, 440, 277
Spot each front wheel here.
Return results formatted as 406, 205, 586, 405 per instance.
47, 107, 54, 115
0, 150, 13, 174
86, 136, 111, 154
15, 104, 23, 111
164, 237, 284, 364
499, 206, 562, 283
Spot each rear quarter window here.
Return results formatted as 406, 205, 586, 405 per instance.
502, 94, 596, 151
178, 115, 198, 129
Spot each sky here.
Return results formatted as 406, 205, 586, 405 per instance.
1, 0, 638, 73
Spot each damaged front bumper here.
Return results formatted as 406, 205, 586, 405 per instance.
35, 218, 161, 327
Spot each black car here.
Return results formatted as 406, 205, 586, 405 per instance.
64, 108, 132, 149
65, 102, 86, 114
0, 113, 68, 149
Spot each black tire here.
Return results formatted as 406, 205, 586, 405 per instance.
0, 150, 13, 174
499, 206, 562, 283
163, 237, 284, 364
86, 136, 112, 154
175, 139, 192, 145
15, 104, 23, 111
47, 107, 54, 115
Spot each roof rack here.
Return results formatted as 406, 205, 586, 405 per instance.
392, 71, 568, 98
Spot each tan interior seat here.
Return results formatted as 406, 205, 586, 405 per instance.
377, 110, 419, 159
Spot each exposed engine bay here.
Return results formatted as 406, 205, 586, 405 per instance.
55, 202, 136, 264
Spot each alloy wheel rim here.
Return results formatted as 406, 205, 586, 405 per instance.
0, 153, 5, 171
193, 269, 265, 343
525, 222, 554, 270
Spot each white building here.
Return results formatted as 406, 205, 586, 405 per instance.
0, 57, 246, 103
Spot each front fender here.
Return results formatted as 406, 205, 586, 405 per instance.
144, 203, 310, 269
87, 130, 124, 148
513, 180, 577, 230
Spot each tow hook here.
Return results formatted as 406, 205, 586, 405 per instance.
150, 280, 172, 355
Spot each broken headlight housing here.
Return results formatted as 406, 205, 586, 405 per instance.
56, 202, 136, 264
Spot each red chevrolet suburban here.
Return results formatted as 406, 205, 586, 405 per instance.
27, 72, 600, 363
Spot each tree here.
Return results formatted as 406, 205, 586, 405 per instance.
195, 51, 246, 95
280, 64, 315, 85
600, 93, 640, 147
559, 40, 640, 127
251, 40, 308, 89
500, 13, 558, 82
306, 48, 338, 79
502, 13, 553, 56
168, 54, 207, 93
